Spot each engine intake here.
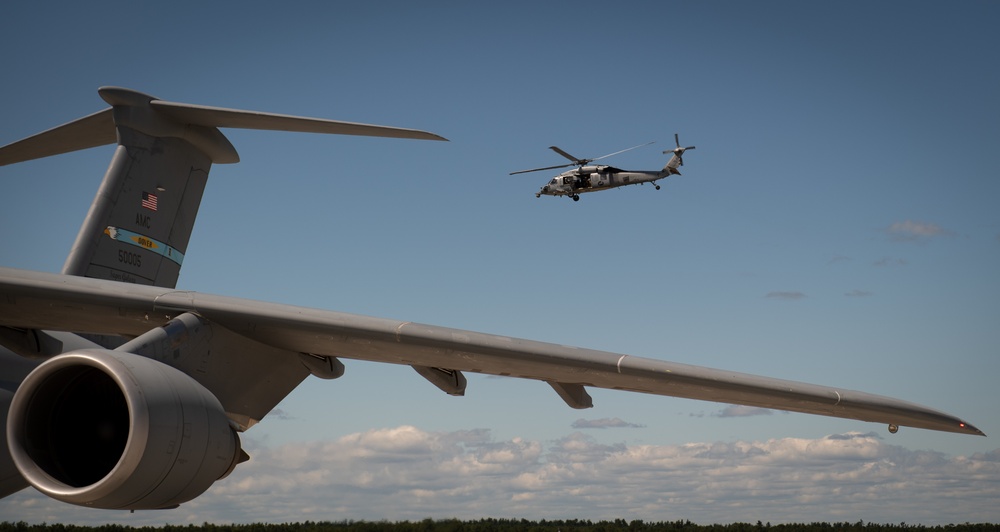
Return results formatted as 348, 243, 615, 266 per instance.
6, 349, 242, 509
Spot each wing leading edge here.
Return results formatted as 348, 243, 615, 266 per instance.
0, 266, 984, 437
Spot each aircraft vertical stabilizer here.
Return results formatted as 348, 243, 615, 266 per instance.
0, 87, 446, 288
62, 123, 213, 287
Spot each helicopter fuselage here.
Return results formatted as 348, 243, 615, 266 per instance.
536, 165, 678, 199
515, 136, 693, 201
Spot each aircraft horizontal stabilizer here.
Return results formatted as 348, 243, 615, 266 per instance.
151, 100, 448, 141
0, 87, 446, 168
0, 108, 115, 167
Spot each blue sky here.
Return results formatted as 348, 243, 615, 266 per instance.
1, 0, 998, 525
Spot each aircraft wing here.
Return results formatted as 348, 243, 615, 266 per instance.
0, 266, 983, 437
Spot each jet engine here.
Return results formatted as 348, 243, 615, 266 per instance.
6, 349, 243, 509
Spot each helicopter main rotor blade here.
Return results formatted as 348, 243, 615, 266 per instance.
591, 141, 655, 162
549, 146, 587, 164
510, 140, 655, 176
509, 162, 578, 175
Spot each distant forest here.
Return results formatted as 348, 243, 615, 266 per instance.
2, 520, 997, 532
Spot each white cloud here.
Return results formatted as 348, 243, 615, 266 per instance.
765, 291, 806, 300
572, 417, 646, 429
886, 220, 952, 242
845, 289, 874, 297
713, 405, 775, 418
3, 428, 998, 526
873, 257, 908, 267
266, 408, 296, 420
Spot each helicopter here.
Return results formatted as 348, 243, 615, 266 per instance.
511, 134, 695, 201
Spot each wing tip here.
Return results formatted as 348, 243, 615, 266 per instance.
961, 422, 987, 437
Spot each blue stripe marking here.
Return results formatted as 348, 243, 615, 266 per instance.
104, 226, 185, 266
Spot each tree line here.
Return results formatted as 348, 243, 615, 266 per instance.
1, 520, 997, 532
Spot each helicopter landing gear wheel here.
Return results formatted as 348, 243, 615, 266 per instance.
654, 184, 661, 190
572, 195, 580, 202
888, 424, 899, 434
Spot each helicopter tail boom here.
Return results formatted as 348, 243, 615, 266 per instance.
662, 155, 684, 175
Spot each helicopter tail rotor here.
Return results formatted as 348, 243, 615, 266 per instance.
663, 133, 696, 166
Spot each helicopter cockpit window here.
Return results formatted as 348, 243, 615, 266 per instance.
550, 179, 558, 185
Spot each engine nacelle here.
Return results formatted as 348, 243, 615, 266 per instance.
6, 349, 242, 510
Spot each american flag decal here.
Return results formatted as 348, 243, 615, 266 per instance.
141, 191, 158, 211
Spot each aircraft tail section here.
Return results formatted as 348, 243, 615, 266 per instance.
0, 87, 446, 288
662, 133, 696, 176
662, 153, 683, 175
63, 128, 211, 286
